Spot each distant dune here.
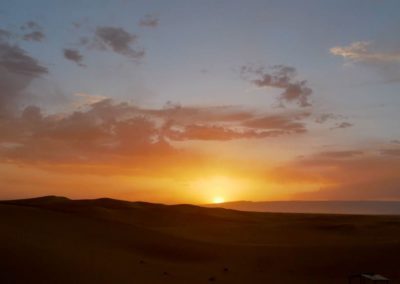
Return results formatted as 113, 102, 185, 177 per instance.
1, 196, 400, 283
208, 200, 400, 215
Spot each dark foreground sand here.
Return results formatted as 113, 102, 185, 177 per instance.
1, 196, 400, 283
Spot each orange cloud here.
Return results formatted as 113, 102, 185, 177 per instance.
0, 99, 312, 166
276, 149, 400, 200
2, 95, 395, 202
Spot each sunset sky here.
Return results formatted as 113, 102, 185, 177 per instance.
0, 0, 399, 203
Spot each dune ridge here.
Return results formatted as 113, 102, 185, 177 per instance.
208, 200, 400, 215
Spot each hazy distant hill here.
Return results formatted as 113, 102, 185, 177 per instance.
208, 200, 400, 215
1, 196, 400, 283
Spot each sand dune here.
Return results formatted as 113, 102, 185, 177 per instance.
1, 196, 400, 283
208, 200, 400, 215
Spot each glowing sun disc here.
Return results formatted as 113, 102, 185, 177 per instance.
212, 196, 225, 204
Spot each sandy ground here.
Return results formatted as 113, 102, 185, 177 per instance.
1, 196, 400, 283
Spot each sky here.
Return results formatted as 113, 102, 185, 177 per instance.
0, 0, 399, 204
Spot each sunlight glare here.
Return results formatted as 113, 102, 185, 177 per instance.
213, 196, 225, 204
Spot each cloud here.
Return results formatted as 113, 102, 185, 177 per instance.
0, 99, 311, 166
0, 103, 172, 165
85, 26, 144, 60
21, 105, 42, 121
153, 104, 309, 140
297, 177, 400, 201
23, 31, 45, 42
125, 102, 310, 141
242, 113, 308, 133
0, 29, 11, 41
72, 18, 89, 30
313, 113, 352, 130
163, 123, 286, 141
330, 41, 400, 82
330, 41, 400, 63
152, 103, 256, 124
63, 49, 85, 67
20, 21, 45, 42
314, 113, 345, 124
20, 21, 42, 31
139, 14, 159, 28
0, 43, 47, 76
317, 150, 364, 159
330, 122, 353, 130
279, 150, 400, 200
0, 37, 48, 115
72, 93, 107, 109
241, 64, 312, 107
381, 148, 400, 157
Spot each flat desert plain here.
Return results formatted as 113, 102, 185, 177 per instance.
1, 196, 400, 283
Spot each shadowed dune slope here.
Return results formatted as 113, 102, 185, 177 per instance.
207, 200, 400, 215
1, 196, 400, 283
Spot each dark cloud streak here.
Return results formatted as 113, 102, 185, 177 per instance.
0, 37, 48, 115
23, 31, 45, 42
84, 26, 145, 60
241, 64, 312, 107
63, 49, 85, 67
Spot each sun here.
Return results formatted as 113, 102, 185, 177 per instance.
212, 196, 225, 204
190, 175, 243, 204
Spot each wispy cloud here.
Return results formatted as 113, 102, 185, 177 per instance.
72, 93, 107, 109
20, 21, 45, 42
277, 148, 400, 200
139, 14, 159, 28
317, 150, 364, 159
381, 148, 400, 157
330, 41, 400, 63
330, 121, 353, 130
330, 41, 400, 82
20, 21, 42, 31
242, 113, 308, 133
